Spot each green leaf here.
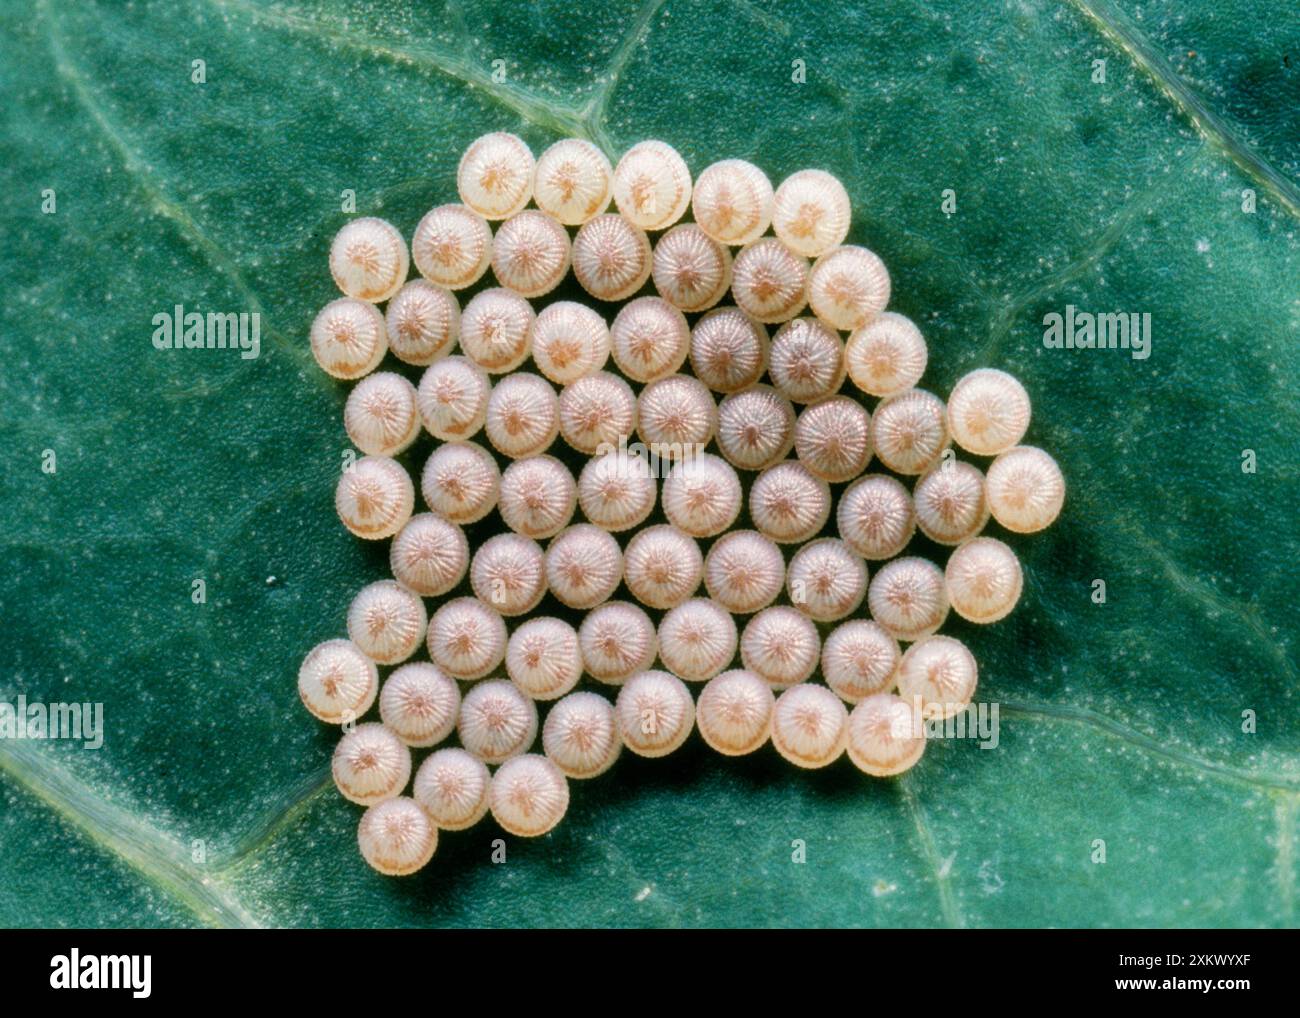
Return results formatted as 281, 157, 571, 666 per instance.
1, 0, 1297, 928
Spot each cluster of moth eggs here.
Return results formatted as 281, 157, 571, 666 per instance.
301, 132, 1066, 877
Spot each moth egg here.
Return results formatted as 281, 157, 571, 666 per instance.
771, 684, 849, 769
579, 601, 658, 684
786, 538, 868, 622
572, 213, 653, 302
845, 312, 927, 398
427, 596, 507, 680
490, 209, 572, 298
532, 301, 610, 385
458, 679, 539, 764
662, 452, 742, 537
652, 224, 732, 311
945, 536, 1023, 623
846, 693, 925, 776
558, 371, 637, 454
335, 456, 414, 540
490, 753, 569, 837
947, 368, 1032, 456
716, 384, 796, 470
416, 355, 490, 440
837, 473, 916, 560
469, 532, 547, 616
749, 460, 832, 544
696, 669, 775, 756
808, 244, 890, 331
985, 445, 1065, 533
691, 159, 774, 246
420, 440, 500, 524
310, 298, 387, 380
821, 620, 900, 704
379, 662, 460, 748
332, 722, 412, 805
390, 513, 469, 597
794, 395, 872, 483
498, 455, 577, 539
506, 616, 583, 700
458, 287, 535, 374
545, 523, 623, 610
346, 579, 428, 665
485, 371, 559, 458
576, 448, 656, 531
740, 606, 821, 688
871, 388, 951, 475
704, 529, 785, 614
612, 140, 692, 231
898, 635, 978, 721
636, 373, 717, 454
344, 371, 420, 458
689, 306, 769, 393
609, 296, 690, 383
615, 670, 696, 757
657, 598, 739, 682
357, 797, 437, 876
731, 237, 810, 324
533, 137, 613, 225
411, 203, 493, 290
457, 131, 535, 220
913, 461, 990, 545
623, 524, 703, 610
772, 169, 851, 258
413, 747, 491, 830
543, 690, 621, 778
329, 216, 409, 303
867, 556, 949, 641
298, 638, 378, 724
384, 280, 459, 366
769, 317, 846, 404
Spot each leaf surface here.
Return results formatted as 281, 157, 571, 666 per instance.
1, 0, 1297, 927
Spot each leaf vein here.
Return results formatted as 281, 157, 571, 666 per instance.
1001, 700, 1300, 792
40, 0, 314, 380
897, 775, 966, 928
980, 175, 1168, 363
1274, 796, 1297, 924
0, 741, 260, 928
1069, 0, 1300, 220
215, 766, 332, 872
209, 0, 590, 140
582, 0, 669, 153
